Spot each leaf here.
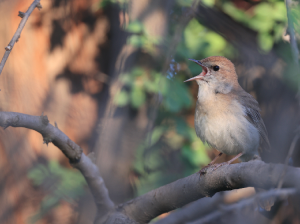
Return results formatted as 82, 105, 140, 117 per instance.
114, 90, 129, 106
176, 0, 194, 7
127, 35, 146, 48
126, 21, 144, 33
181, 143, 209, 167
258, 32, 274, 52
150, 126, 165, 146
202, 0, 215, 7
130, 86, 146, 108
184, 19, 205, 56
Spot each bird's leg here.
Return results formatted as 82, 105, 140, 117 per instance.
212, 152, 243, 170
208, 152, 223, 166
199, 152, 223, 175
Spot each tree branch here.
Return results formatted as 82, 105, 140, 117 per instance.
118, 160, 300, 223
0, 0, 42, 75
72, 154, 115, 221
286, 0, 299, 66
0, 111, 114, 218
0, 111, 82, 161
187, 188, 296, 224
154, 193, 224, 224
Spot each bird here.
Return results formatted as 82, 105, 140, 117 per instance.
185, 56, 270, 174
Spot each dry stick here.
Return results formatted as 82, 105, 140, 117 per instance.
277, 132, 300, 189
286, 0, 299, 66
0, 0, 42, 75
187, 189, 296, 224
0, 111, 115, 216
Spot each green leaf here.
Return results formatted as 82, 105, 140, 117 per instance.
126, 21, 144, 33
130, 86, 146, 108
150, 126, 165, 146
176, 0, 194, 7
273, 2, 287, 21
202, 0, 215, 7
114, 90, 129, 106
127, 35, 146, 48
258, 32, 274, 52
181, 142, 209, 167
184, 19, 205, 56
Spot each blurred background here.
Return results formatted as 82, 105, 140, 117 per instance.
0, 0, 299, 223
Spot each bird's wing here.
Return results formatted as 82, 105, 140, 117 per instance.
237, 90, 270, 152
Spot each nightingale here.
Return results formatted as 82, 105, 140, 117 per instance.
185, 56, 270, 172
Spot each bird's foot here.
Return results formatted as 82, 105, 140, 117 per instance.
211, 162, 229, 171
198, 163, 214, 176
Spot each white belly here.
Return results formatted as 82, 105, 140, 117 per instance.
195, 100, 260, 161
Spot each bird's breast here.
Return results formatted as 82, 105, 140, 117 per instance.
195, 96, 260, 158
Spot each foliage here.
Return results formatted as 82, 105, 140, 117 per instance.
223, 0, 287, 52
27, 161, 86, 223
110, 0, 297, 198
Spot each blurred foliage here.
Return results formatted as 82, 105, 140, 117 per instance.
108, 0, 299, 197
223, 1, 286, 51
28, 161, 86, 223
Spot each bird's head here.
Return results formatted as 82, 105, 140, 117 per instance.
184, 56, 238, 93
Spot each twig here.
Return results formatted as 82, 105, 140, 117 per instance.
0, 111, 115, 217
0, 0, 42, 75
187, 188, 296, 224
277, 131, 300, 189
286, 0, 299, 66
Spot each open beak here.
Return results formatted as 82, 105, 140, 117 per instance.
184, 59, 207, 82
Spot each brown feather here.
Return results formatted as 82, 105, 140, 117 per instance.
232, 87, 270, 152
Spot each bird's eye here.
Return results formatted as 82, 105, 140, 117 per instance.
213, 65, 219, 71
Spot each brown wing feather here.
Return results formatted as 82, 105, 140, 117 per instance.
236, 89, 270, 152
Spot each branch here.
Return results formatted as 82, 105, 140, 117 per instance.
154, 193, 224, 224
286, 0, 299, 66
188, 188, 296, 224
72, 154, 115, 221
118, 160, 300, 223
0, 111, 114, 218
0, 0, 42, 75
0, 111, 82, 161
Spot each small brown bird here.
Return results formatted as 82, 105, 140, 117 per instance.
185, 56, 270, 171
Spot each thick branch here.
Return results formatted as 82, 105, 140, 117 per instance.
154, 193, 224, 224
72, 154, 115, 221
0, 111, 114, 217
0, 111, 82, 161
118, 160, 300, 223
0, 0, 41, 75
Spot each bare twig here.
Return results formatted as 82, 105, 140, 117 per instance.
277, 131, 300, 189
0, 0, 42, 75
0, 111, 115, 217
187, 188, 297, 224
118, 160, 300, 223
286, 0, 299, 66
